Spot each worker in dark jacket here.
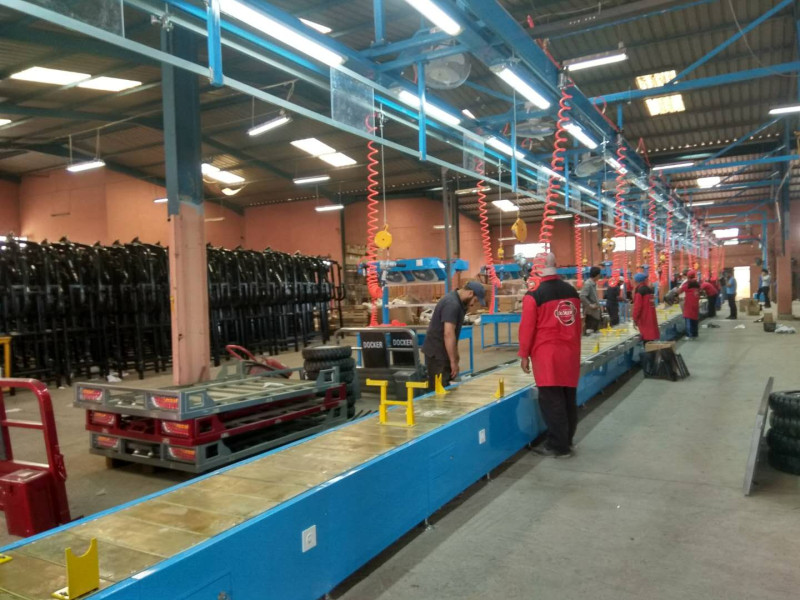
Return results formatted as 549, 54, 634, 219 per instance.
700, 279, 718, 319
604, 278, 622, 326
632, 272, 660, 342
679, 270, 701, 340
518, 253, 582, 458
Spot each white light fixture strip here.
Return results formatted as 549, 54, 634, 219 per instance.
486, 136, 525, 158
564, 122, 598, 149
565, 49, 627, 72
402, 0, 462, 35
248, 114, 292, 136
492, 66, 550, 109
66, 159, 105, 173
291, 138, 337, 156
299, 18, 332, 34
294, 174, 331, 185
769, 104, 800, 115
202, 163, 245, 184
219, 0, 344, 66
315, 204, 344, 212
397, 90, 461, 127
652, 161, 694, 171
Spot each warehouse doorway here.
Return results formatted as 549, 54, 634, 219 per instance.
734, 266, 751, 299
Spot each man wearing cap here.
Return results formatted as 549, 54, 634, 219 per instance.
580, 266, 603, 334
518, 253, 582, 458
422, 280, 485, 390
679, 270, 701, 340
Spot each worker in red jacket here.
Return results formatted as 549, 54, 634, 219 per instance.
632, 272, 660, 342
518, 253, 582, 458
700, 278, 718, 319
679, 270, 701, 340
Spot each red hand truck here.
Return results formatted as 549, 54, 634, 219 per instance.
0, 378, 71, 537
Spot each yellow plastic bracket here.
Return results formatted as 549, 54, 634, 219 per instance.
0, 553, 12, 565
593, 341, 600, 353
403, 381, 429, 426
494, 378, 505, 399
366, 379, 390, 424
434, 373, 448, 395
52, 538, 100, 600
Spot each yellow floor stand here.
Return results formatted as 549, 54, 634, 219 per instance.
52, 538, 99, 600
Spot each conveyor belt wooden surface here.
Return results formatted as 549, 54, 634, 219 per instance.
1, 309, 683, 599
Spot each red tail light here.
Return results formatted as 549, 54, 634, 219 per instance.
167, 447, 196, 462
150, 395, 179, 411
80, 388, 103, 403
94, 435, 120, 450
90, 412, 116, 426
161, 421, 191, 437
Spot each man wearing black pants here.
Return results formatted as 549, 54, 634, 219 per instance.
725, 270, 737, 319
519, 253, 582, 458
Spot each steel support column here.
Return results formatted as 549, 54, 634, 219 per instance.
442, 167, 453, 293
162, 25, 210, 386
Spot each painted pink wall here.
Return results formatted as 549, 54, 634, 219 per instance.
18, 169, 244, 247
244, 199, 343, 262
0, 180, 20, 236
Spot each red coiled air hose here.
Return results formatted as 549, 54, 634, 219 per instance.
610, 136, 627, 286
665, 198, 674, 288
532, 86, 573, 287
477, 161, 501, 312
365, 116, 381, 326
648, 177, 658, 281
574, 214, 583, 288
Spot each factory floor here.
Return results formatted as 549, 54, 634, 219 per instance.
334, 302, 800, 600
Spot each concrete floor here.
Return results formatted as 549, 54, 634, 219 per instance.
333, 303, 800, 600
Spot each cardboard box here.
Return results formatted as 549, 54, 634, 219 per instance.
645, 341, 676, 352
739, 299, 749, 312
747, 299, 761, 316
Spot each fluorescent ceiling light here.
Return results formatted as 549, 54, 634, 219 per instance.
433, 225, 446, 230
202, 163, 245, 184
492, 199, 518, 212
77, 77, 142, 92
291, 138, 336, 156
315, 204, 345, 212
645, 94, 685, 116
205, 217, 226, 222
221, 187, 244, 196
219, 0, 344, 66
498, 236, 518, 241
713, 227, 738, 239
294, 174, 331, 185
564, 122, 598, 149
550, 214, 574, 220
11, 66, 90, 85
248, 114, 291, 136
402, 0, 462, 36
690, 200, 715, 207
0, 119, 10, 126
299, 18, 332, 34
319, 152, 357, 167
455, 186, 491, 195
486, 136, 525, 158
652, 161, 694, 171
397, 90, 461, 127
66, 159, 105, 172
696, 176, 720, 189
768, 104, 800, 115
576, 222, 598, 228
492, 66, 550, 109
153, 197, 168, 204
605, 156, 627, 174
461, 108, 477, 120
565, 49, 627, 72
723, 239, 739, 246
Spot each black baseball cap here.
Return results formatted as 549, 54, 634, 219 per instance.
464, 281, 487, 306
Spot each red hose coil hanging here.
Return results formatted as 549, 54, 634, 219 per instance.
476, 160, 501, 312
365, 116, 381, 326
574, 214, 583, 288
665, 198, 674, 289
648, 176, 658, 284
532, 85, 573, 287
610, 136, 627, 287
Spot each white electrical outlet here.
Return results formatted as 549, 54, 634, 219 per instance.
302, 525, 317, 552
478, 429, 486, 444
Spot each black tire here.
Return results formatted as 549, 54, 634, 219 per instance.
302, 345, 352, 361
768, 449, 800, 475
769, 413, 800, 437
306, 369, 355, 384
304, 357, 355, 373
768, 390, 800, 418
767, 428, 800, 456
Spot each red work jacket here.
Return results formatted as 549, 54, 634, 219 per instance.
679, 281, 701, 320
700, 281, 717, 298
518, 275, 582, 388
632, 284, 660, 341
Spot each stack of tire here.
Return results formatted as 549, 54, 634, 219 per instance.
302, 345, 359, 418
767, 390, 800, 475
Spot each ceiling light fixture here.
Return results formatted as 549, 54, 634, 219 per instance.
768, 104, 800, 115
248, 114, 291, 136
696, 176, 720, 189
636, 70, 686, 116
319, 152, 357, 167
202, 163, 245, 185
492, 66, 550, 109
0, 119, 11, 126
564, 122, 598, 149
455, 186, 491, 195
219, 0, 344, 66
11, 66, 90, 85
291, 138, 337, 156
294, 174, 331, 185
550, 214, 574, 220
576, 222, 598, 228
153, 197, 168, 204
486, 136, 525, 158
220, 187, 245, 196
564, 48, 627, 72
397, 90, 461, 127
690, 200, 715, 207
66, 159, 105, 173
652, 161, 694, 171
461, 108, 477, 120
315, 204, 345, 212
433, 224, 446, 230
491, 199, 518, 212
299, 18, 332, 34
401, 0, 462, 36
605, 156, 627, 174
78, 77, 142, 92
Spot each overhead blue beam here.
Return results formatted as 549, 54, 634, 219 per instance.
696, 119, 781, 167
377, 43, 470, 72
593, 62, 800, 104
361, 31, 451, 58
373, 0, 385, 46
667, 0, 793, 84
